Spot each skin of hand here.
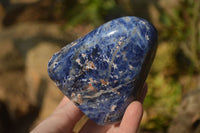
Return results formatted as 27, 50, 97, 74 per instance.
31, 84, 147, 133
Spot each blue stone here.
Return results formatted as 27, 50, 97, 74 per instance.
48, 16, 157, 125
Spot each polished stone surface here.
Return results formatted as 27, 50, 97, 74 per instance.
48, 16, 157, 125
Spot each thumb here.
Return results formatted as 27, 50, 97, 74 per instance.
119, 83, 148, 133
119, 101, 143, 133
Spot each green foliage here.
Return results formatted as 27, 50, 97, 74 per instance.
142, 116, 171, 131
64, 0, 117, 26
140, 41, 182, 132
159, 0, 200, 73
143, 73, 181, 131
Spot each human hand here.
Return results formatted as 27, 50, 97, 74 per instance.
31, 84, 147, 133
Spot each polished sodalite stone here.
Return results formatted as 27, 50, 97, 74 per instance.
48, 16, 157, 125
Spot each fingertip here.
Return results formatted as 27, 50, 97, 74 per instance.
124, 101, 143, 121
120, 101, 143, 133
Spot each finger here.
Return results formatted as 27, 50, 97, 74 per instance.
80, 119, 111, 133
52, 101, 84, 131
119, 101, 143, 133
32, 100, 83, 133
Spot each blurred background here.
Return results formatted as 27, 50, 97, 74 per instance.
0, 0, 199, 132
